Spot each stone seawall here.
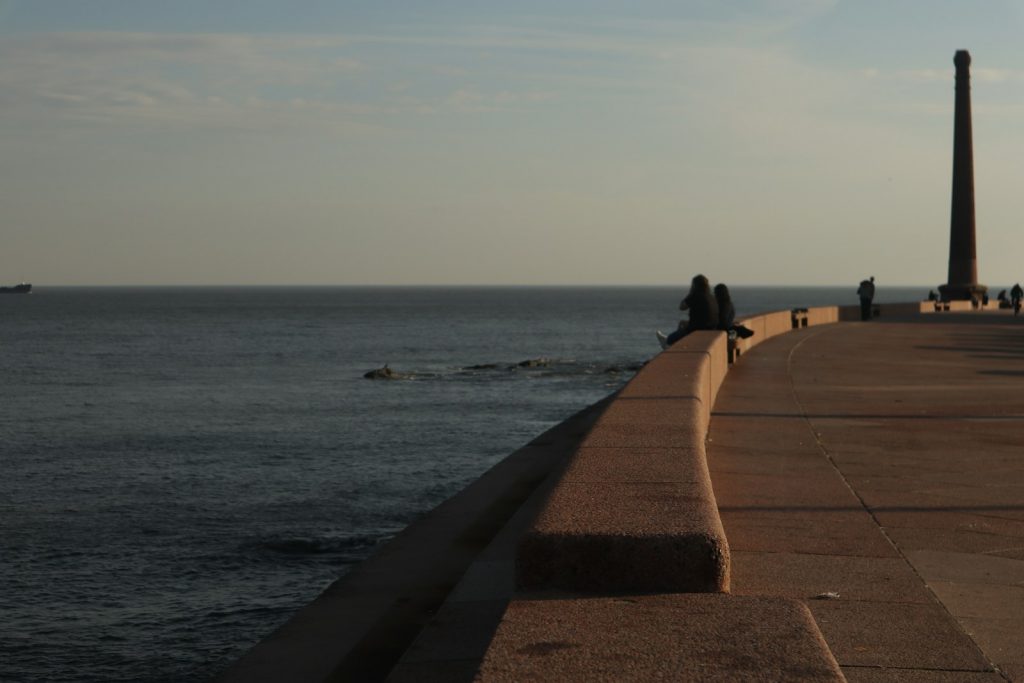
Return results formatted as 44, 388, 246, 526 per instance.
222, 300, 962, 682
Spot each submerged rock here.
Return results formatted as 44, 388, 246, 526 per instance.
516, 358, 551, 368
363, 365, 396, 380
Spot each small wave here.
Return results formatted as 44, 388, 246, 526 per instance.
362, 365, 436, 381
248, 533, 385, 557
365, 357, 645, 382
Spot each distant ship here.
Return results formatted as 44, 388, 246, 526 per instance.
0, 283, 32, 293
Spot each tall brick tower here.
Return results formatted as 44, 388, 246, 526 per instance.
940, 50, 987, 302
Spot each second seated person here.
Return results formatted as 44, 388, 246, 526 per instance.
714, 283, 755, 339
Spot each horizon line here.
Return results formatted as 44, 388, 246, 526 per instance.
17, 282, 947, 289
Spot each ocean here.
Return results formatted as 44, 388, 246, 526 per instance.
0, 285, 924, 682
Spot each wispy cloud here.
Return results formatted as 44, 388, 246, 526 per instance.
0, 30, 582, 131
878, 67, 1024, 84
0, 32, 374, 131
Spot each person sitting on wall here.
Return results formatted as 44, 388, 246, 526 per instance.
713, 283, 754, 340
656, 274, 718, 349
857, 276, 875, 321
928, 289, 939, 301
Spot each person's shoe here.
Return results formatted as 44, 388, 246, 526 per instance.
656, 330, 668, 349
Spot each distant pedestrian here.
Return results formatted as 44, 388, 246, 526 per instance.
1011, 283, 1023, 316
657, 274, 718, 348
857, 276, 875, 321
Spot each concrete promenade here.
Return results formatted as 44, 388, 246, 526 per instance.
710, 314, 1024, 681
221, 309, 1024, 681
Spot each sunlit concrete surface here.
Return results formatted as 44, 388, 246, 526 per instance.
710, 313, 1024, 681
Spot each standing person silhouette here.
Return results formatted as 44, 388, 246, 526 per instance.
657, 274, 718, 348
857, 276, 876, 321
1011, 283, 1023, 316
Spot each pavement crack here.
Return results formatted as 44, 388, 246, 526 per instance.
784, 324, 1004, 679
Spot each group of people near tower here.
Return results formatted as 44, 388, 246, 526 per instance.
996, 283, 1023, 315
927, 283, 1024, 315
656, 275, 754, 349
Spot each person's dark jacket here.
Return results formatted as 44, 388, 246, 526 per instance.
684, 288, 719, 331
717, 300, 735, 330
715, 286, 735, 331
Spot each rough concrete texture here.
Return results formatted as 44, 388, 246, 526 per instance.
580, 396, 704, 449
709, 314, 1024, 679
560, 446, 708, 484
761, 310, 796, 339
620, 350, 708, 401
837, 304, 862, 321
806, 306, 839, 326
879, 302, 930, 317
736, 315, 766, 353
620, 350, 712, 423
518, 338, 730, 594
733, 307, 821, 358
477, 594, 844, 682
663, 330, 728, 403
517, 485, 728, 593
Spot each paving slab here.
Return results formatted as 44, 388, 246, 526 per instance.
885, 526, 1024, 560
957, 616, 1024, 682
718, 507, 900, 558
712, 469, 861, 510
808, 600, 991, 671
871, 507, 1024, 535
709, 443, 830, 476
905, 549, 1024, 586
708, 415, 825, 453
729, 551, 933, 604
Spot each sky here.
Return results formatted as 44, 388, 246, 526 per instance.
2, 1, 1023, 286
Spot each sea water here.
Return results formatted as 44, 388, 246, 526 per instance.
0, 285, 923, 682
